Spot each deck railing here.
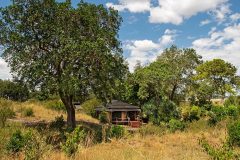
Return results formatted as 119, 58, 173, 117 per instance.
112, 117, 141, 128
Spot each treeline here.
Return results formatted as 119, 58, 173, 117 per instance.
113, 45, 240, 124
0, 79, 29, 101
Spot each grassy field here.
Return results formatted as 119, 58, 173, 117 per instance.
0, 100, 231, 160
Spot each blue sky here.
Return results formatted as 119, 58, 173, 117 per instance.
0, 0, 240, 79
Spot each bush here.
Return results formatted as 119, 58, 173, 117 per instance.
224, 96, 240, 107
0, 99, 15, 127
49, 115, 65, 131
110, 125, 125, 139
44, 100, 65, 111
22, 107, 34, 117
208, 105, 227, 126
99, 111, 109, 123
228, 121, 240, 146
139, 123, 165, 137
81, 98, 101, 117
189, 106, 201, 121
168, 119, 185, 133
61, 126, 87, 156
6, 130, 25, 153
226, 105, 239, 119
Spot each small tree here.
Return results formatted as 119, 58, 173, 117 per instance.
0, 0, 127, 128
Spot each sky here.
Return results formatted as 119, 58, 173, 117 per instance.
0, 0, 240, 79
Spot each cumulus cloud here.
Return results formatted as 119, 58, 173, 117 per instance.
0, 57, 11, 80
210, 3, 231, 23
149, 0, 228, 24
125, 29, 176, 72
192, 23, 240, 74
106, 0, 151, 13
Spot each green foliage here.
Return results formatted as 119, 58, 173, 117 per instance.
81, 98, 101, 117
224, 96, 240, 107
44, 100, 66, 112
110, 125, 125, 139
61, 126, 87, 156
189, 106, 201, 121
0, 0, 127, 128
194, 59, 238, 98
99, 111, 109, 124
208, 105, 227, 126
139, 124, 165, 137
0, 80, 29, 101
6, 130, 25, 153
168, 119, 185, 132
22, 107, 34, 117
228, 121, 240, 146
143, 99, 179, 125
199, 137, 239, 159
226, 105, 239, 119
0, 99, 15, 127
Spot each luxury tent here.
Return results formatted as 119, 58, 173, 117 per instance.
95, 100, 141, 128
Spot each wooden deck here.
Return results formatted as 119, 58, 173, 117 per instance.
112, 118, 141, 128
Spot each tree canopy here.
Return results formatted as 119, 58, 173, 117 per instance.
0, 0, 127, 128
194, 59, 239, 99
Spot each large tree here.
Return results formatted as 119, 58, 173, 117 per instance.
194, 59, 238, 99
0, 0, 127, 128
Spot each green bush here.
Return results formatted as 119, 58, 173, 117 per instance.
99, 111, 109, 123
110, 125, 125, 139
224, 96, 240, 107
22, 107, 34, 117
189, 106, 201, 121
208, 105, 227, 126
61, 126, 87, 156
0, 100, 15, 127
228, 121, 240, 146
44, 100, 66, 111
226, 105, 239, 119
139, 123, 165, 136
168, 119, 185, 133
81, 98, 101, 117
6, 130, 25, 153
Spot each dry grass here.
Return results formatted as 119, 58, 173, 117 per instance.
45, 120, 227, 160
10, 100, 98, 124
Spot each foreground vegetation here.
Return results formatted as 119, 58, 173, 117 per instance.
1, 98, 240, 159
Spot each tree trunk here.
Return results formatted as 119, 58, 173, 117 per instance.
59, 91, 76, 128
169, 84, 177, 101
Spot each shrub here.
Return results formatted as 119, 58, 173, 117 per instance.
189, 106, 201, 121
110, 125, 125, 139
199, 137, 239, 159
81, 98, 101, 117
0, 100, 15, 127
61, 126, 87, 156
139, 123, 165, 137
224, 96, 240, 107
44, 100, 65, 111
168, 119, 185, 133
181, 106, 190, 121
226, 105, 239, 119
228, 121, 240, 146
49, 115, 65, 131
6, 130, 25, 153
208, 105, 227, 126
22, 107, 34, 117
99, 111, 109, 123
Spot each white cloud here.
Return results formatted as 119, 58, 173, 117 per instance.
106, 0, 151, 13
125, 29, 176, 72
149, 0, 228, 25
210, 3, 231, 23
230, 13, 240, 22
200, 19, 211, 26
192, 24, 240, 74
0, 58, 11, 80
